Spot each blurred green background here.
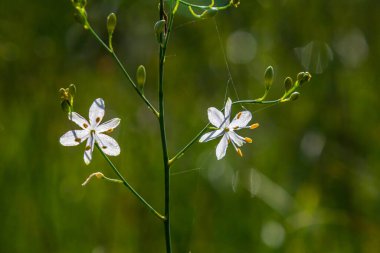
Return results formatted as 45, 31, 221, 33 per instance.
1, 0, 379, 252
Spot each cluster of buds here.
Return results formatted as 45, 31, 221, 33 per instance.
71, 0, 89, 29
260, 66, 311, 103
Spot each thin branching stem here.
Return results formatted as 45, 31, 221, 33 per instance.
87, 25, 159, 118
96, 144, 166, 221
178, 0, 232, 10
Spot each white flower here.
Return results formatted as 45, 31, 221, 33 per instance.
60, 98, 121, 165
199, 98, 259, 160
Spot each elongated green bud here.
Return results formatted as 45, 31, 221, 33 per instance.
289, 91, 300, 101
284, 77, 293, 92
136, 65, 146, 92
154, 20, 166, 43
264, 66, 274, 90
107, 13, 117, 35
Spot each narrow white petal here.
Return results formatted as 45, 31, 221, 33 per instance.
59, 130, 89, 146
207, 107, 225, 128
216, 134, 229, 160
229, 111, 252, 129
95, 133, 120, 156
199, 129, 225, 143
224, 98, 232, 125
228, 131, 245, 147
89, 98, 105, 128
84, 134, 95, 165
68, 112, 90, 130
96, 118, 121, 133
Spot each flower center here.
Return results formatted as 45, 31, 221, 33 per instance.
224, 127, 230, 132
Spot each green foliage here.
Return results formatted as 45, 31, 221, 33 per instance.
0, 0, 379, 252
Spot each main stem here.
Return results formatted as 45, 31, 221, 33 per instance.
158, 1, 172, 253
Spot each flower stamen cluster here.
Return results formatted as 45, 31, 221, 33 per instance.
60, 98, 121, 165
199, 98, 259, 160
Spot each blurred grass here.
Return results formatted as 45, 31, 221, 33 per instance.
1, 0, 380, 252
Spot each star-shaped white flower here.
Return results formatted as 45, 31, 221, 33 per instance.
60, 98, 121, 165
199, 98, 259, 160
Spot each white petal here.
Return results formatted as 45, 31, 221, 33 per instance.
95, 133, 120, 156
68, 112, 90, 130
89, 98, 105, 128
84, 134, 95, 165
229, 111, 252, 129
199, 129, 225, 143
207, 107, 225, 128
96, 118, 121, 133
59, 130, 89, 146
224, 98, 232, 125
216, 134, 229, 160
228, 131, 245, 147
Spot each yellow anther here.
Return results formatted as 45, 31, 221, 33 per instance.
85, 145, 91, 151
250, 123, 259, 129
102, 146, 107, 149
237, 148, 243, 157
96, 117, 101, 123
75, 138, 81, 143
245, 137, 252, 143
237, 112, 242, 119
83, 123, 88, 128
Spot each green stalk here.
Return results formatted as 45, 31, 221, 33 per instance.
87, 25, 159, 118
158, 1, 175, 252
96, 145, 165, 221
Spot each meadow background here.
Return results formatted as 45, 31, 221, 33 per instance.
1, 0, 379, 252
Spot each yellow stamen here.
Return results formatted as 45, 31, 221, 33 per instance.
250, 123, 259, 129
83, 123, 88, 128
96, 117, 101, 123
237, 112, 242, 119
237, 148, 243, 157
75, 138, 81, 143
245, 137, 252, 143
102, 146, 107, 149
85, 146, 91, 151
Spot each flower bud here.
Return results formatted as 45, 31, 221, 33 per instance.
154, 20, 166, 43
107, 13, 117, 36
136, 65, 146, 92
297, 71, 312, 86
289, 91, 300, 101
284, 77, 293, 92
59, 84, 76, 113
264, 66, 274, 90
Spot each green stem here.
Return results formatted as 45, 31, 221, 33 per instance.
169, 97, 283, 165
178, 0, 232, 10
158, 1, 174, 252
96, 145, 165, 221
87, 25, 159, 118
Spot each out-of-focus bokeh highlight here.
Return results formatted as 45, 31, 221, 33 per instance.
1, 0, 379, 252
